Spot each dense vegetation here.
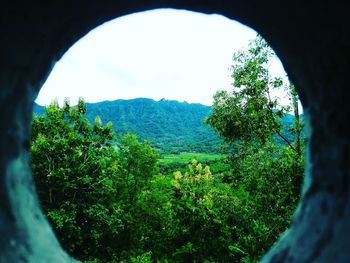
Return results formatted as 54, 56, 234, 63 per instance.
31, 36, 305, 262
34, 98, 223, 154
34, 98, 301, 155
159, 152, 229, 176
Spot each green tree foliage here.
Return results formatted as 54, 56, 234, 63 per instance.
31, 36, 305, 263
205, 36, 305, 260
31, 99, 159, 262
228, 143, 304, 258
169, 161, 238, 262
206, 36, 293, 147
33, 98, 298, 155
132, 160, 247, 262
31, 100, 243, 262
31, 99, 120, 260
110, 134, 159, 257
59, 98, 223, 154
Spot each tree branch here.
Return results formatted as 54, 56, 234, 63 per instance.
275, 129, 297, 152
266, 87, 297, 153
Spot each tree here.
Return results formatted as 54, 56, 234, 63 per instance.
136, 160, 244, 262
206, 36, 297, 150
288, 84, 303, 156
31, 99, 159, 262
31, 98, 121, 260
111, 134, 159, 258
169, 160, 238, 262
116, 133, 159, 206
205, 36, 305, 260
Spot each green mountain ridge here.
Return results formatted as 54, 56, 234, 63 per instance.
33, 98, 301, 154
34, 98, 223, 154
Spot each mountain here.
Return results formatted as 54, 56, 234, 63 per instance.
34, 98, 223, 154
33, 98, 304, 154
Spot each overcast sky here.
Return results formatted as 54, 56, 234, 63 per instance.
35, 8, 288, 106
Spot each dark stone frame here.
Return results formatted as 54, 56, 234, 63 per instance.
1, 1, 349, 262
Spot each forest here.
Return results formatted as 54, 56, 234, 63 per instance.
34, 97, 223, 154
33, 98, 302, 155
30, 37, 305, 262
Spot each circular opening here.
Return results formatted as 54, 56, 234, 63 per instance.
31, 9, 305, 262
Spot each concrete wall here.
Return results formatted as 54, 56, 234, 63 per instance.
1, 1, 349, 262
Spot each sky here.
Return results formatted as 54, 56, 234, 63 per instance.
35, 8, 289, 107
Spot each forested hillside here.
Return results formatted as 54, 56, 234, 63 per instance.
33, 98, 300, 154
34, 98, 221, 154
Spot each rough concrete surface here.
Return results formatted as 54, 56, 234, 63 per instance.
0, 1, 349, 262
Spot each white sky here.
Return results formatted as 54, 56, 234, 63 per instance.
35, 8, 289, 107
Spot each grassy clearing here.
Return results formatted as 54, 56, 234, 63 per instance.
160, 152, 223, 165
